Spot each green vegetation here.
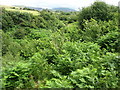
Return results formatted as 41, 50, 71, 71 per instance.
1, 1, 120, 89
1, 5, 40, 15
5, 8, 40, 15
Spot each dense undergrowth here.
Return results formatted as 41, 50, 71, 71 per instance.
1, 1, 120, 89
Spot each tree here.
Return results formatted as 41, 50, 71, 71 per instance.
2, 9, 14, 31
78, 1, 113, 29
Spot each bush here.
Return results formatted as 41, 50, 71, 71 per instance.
2, 61, 31, 88
79, 18, 119, 43
53, 42, 101, 75
78, 1, 113, 29
2, 10, 14, 31
97, 31, 119, 52
14, 29, 26, 39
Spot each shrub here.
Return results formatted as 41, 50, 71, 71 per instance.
97, 31, 119, 52
78, 1, 113, 29
2, 61, 31, 88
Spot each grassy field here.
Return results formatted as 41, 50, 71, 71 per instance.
6, 8, 40, 15
0, 5, 40, 15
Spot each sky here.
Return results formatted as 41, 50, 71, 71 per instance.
0, 0, 120, 10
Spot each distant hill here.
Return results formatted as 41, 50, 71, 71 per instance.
1, 5, 76, 12
25, 7, 43, 11
13, 5, 25, 8
52, 7, 76, 12
13, 5, 43, 11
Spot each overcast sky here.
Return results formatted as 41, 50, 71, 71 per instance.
0, 0, 120, 10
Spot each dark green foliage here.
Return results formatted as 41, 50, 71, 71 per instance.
2, 61, 31, 88
109, 5, 118, 12
53, 42, 102, 75
2, 9, 65, 31
90, 1, 113, 21
23, 7, 35, 10
2, 10, 14, 31
29, 53, 52, 81
78, 1, 114, 29
58, 12, 78, 24
97, 31, 119, 52
78, 18, 119, 53
14, 29, 26, 39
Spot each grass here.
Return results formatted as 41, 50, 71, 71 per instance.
5, 8, 40, 15
0, 5, 40, 16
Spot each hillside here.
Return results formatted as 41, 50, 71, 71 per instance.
13, 5, 43, 11
25, 6, 43, 11
0, 5, 40, 15
1, 1, 120, 89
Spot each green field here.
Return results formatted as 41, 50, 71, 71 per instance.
0, 5, 40, 15
6, 8, 40, 15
